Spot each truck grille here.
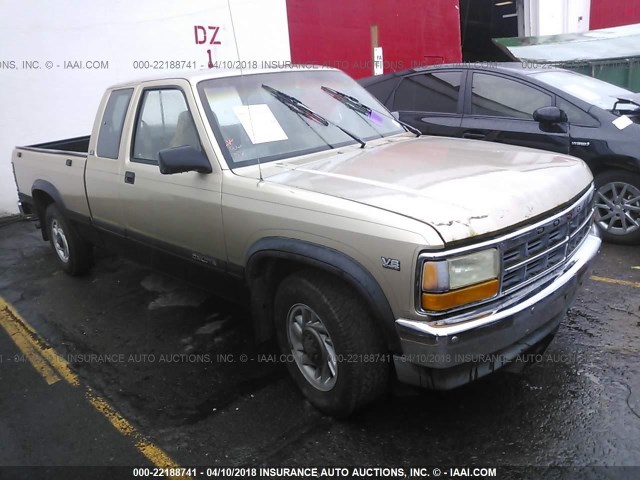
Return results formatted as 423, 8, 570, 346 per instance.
416, 187, 595, 321
500, 189, 594, 294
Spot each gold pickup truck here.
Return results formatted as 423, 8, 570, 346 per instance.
12, 66, 600, 417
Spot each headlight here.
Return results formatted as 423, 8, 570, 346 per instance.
420, 249, 500, 312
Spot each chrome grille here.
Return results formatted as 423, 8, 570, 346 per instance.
500, 189, 594, 294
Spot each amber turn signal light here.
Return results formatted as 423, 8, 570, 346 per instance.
421, 279, 499, 311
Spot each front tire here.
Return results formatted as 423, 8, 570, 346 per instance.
45, 204, 93, 275
274, 270, 389, 417
594, 170, 640, 245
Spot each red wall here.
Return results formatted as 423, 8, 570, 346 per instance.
286, 0, 462, 79
590, 0, 640, 29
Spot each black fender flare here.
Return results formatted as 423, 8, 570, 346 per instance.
245, 237, 400, 351
31, 179, 68, 240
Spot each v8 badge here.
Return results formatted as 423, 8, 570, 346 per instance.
381, 257, 401, 271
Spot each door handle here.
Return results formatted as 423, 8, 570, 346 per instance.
462, 132, 487, 140
124, 171, 135, 184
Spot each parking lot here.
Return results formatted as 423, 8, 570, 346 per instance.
1, 218, 639, 476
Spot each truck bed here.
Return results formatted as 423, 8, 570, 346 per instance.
19, 135, 90, 156
13, 136, 91, 218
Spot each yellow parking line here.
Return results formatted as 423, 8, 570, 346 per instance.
0, 298, 187, 478
86, 389, 181, 469
0, 301, 79, 386
590, 275, 640, 289
0, 304, 60, 385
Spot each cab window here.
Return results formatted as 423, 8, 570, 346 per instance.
96, 88, 133, 159
132, 89, 202, 164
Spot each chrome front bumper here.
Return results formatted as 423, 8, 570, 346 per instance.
394, 229, 601, 390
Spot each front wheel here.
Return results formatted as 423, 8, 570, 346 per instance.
45, 204, 93, 275
594, 170, 640, 245
274, 270, 390, 417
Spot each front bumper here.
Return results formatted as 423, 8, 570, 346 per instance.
394, 229, 601, 390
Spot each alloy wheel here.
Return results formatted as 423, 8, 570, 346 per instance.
595, 181, 640, 237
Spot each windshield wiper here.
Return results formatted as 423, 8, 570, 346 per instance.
320, 86, 383, 139
321, 86, 372, 115
320, 86, 421, 137
262, 84, 366, 148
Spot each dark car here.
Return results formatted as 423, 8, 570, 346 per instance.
359, 63, 640, 244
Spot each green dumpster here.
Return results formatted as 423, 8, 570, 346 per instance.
494, 23, 640, 91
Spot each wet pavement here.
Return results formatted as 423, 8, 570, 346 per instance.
0, 219, 639, 473
0, 325, 149, 467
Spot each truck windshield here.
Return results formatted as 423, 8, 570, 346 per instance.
196, 69, 404, 167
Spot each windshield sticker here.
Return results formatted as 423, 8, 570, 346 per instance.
232, 104, 288, 144
612, 115, 633, 130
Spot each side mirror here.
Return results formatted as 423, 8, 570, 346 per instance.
158, 145, 212, 175
533, 106, 568, 124
391, 111, 400, 120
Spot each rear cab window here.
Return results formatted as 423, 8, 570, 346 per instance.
96, 88, 134, 159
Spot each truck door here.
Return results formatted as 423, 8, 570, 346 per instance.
119, 81, 226, 269
85, 88, 134, 234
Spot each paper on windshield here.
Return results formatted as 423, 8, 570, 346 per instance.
232, 104, 288, 144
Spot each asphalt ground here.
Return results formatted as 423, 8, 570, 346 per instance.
0, 219, 639, 479
0, 320, 151, 472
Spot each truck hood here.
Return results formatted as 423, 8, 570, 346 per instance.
266, 136, 593, 243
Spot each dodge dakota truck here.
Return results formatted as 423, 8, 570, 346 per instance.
12, 66, 601, 417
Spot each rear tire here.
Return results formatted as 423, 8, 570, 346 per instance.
594, 170, 640, 245
45, 204, 93, 275
274, 270, 390, 417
